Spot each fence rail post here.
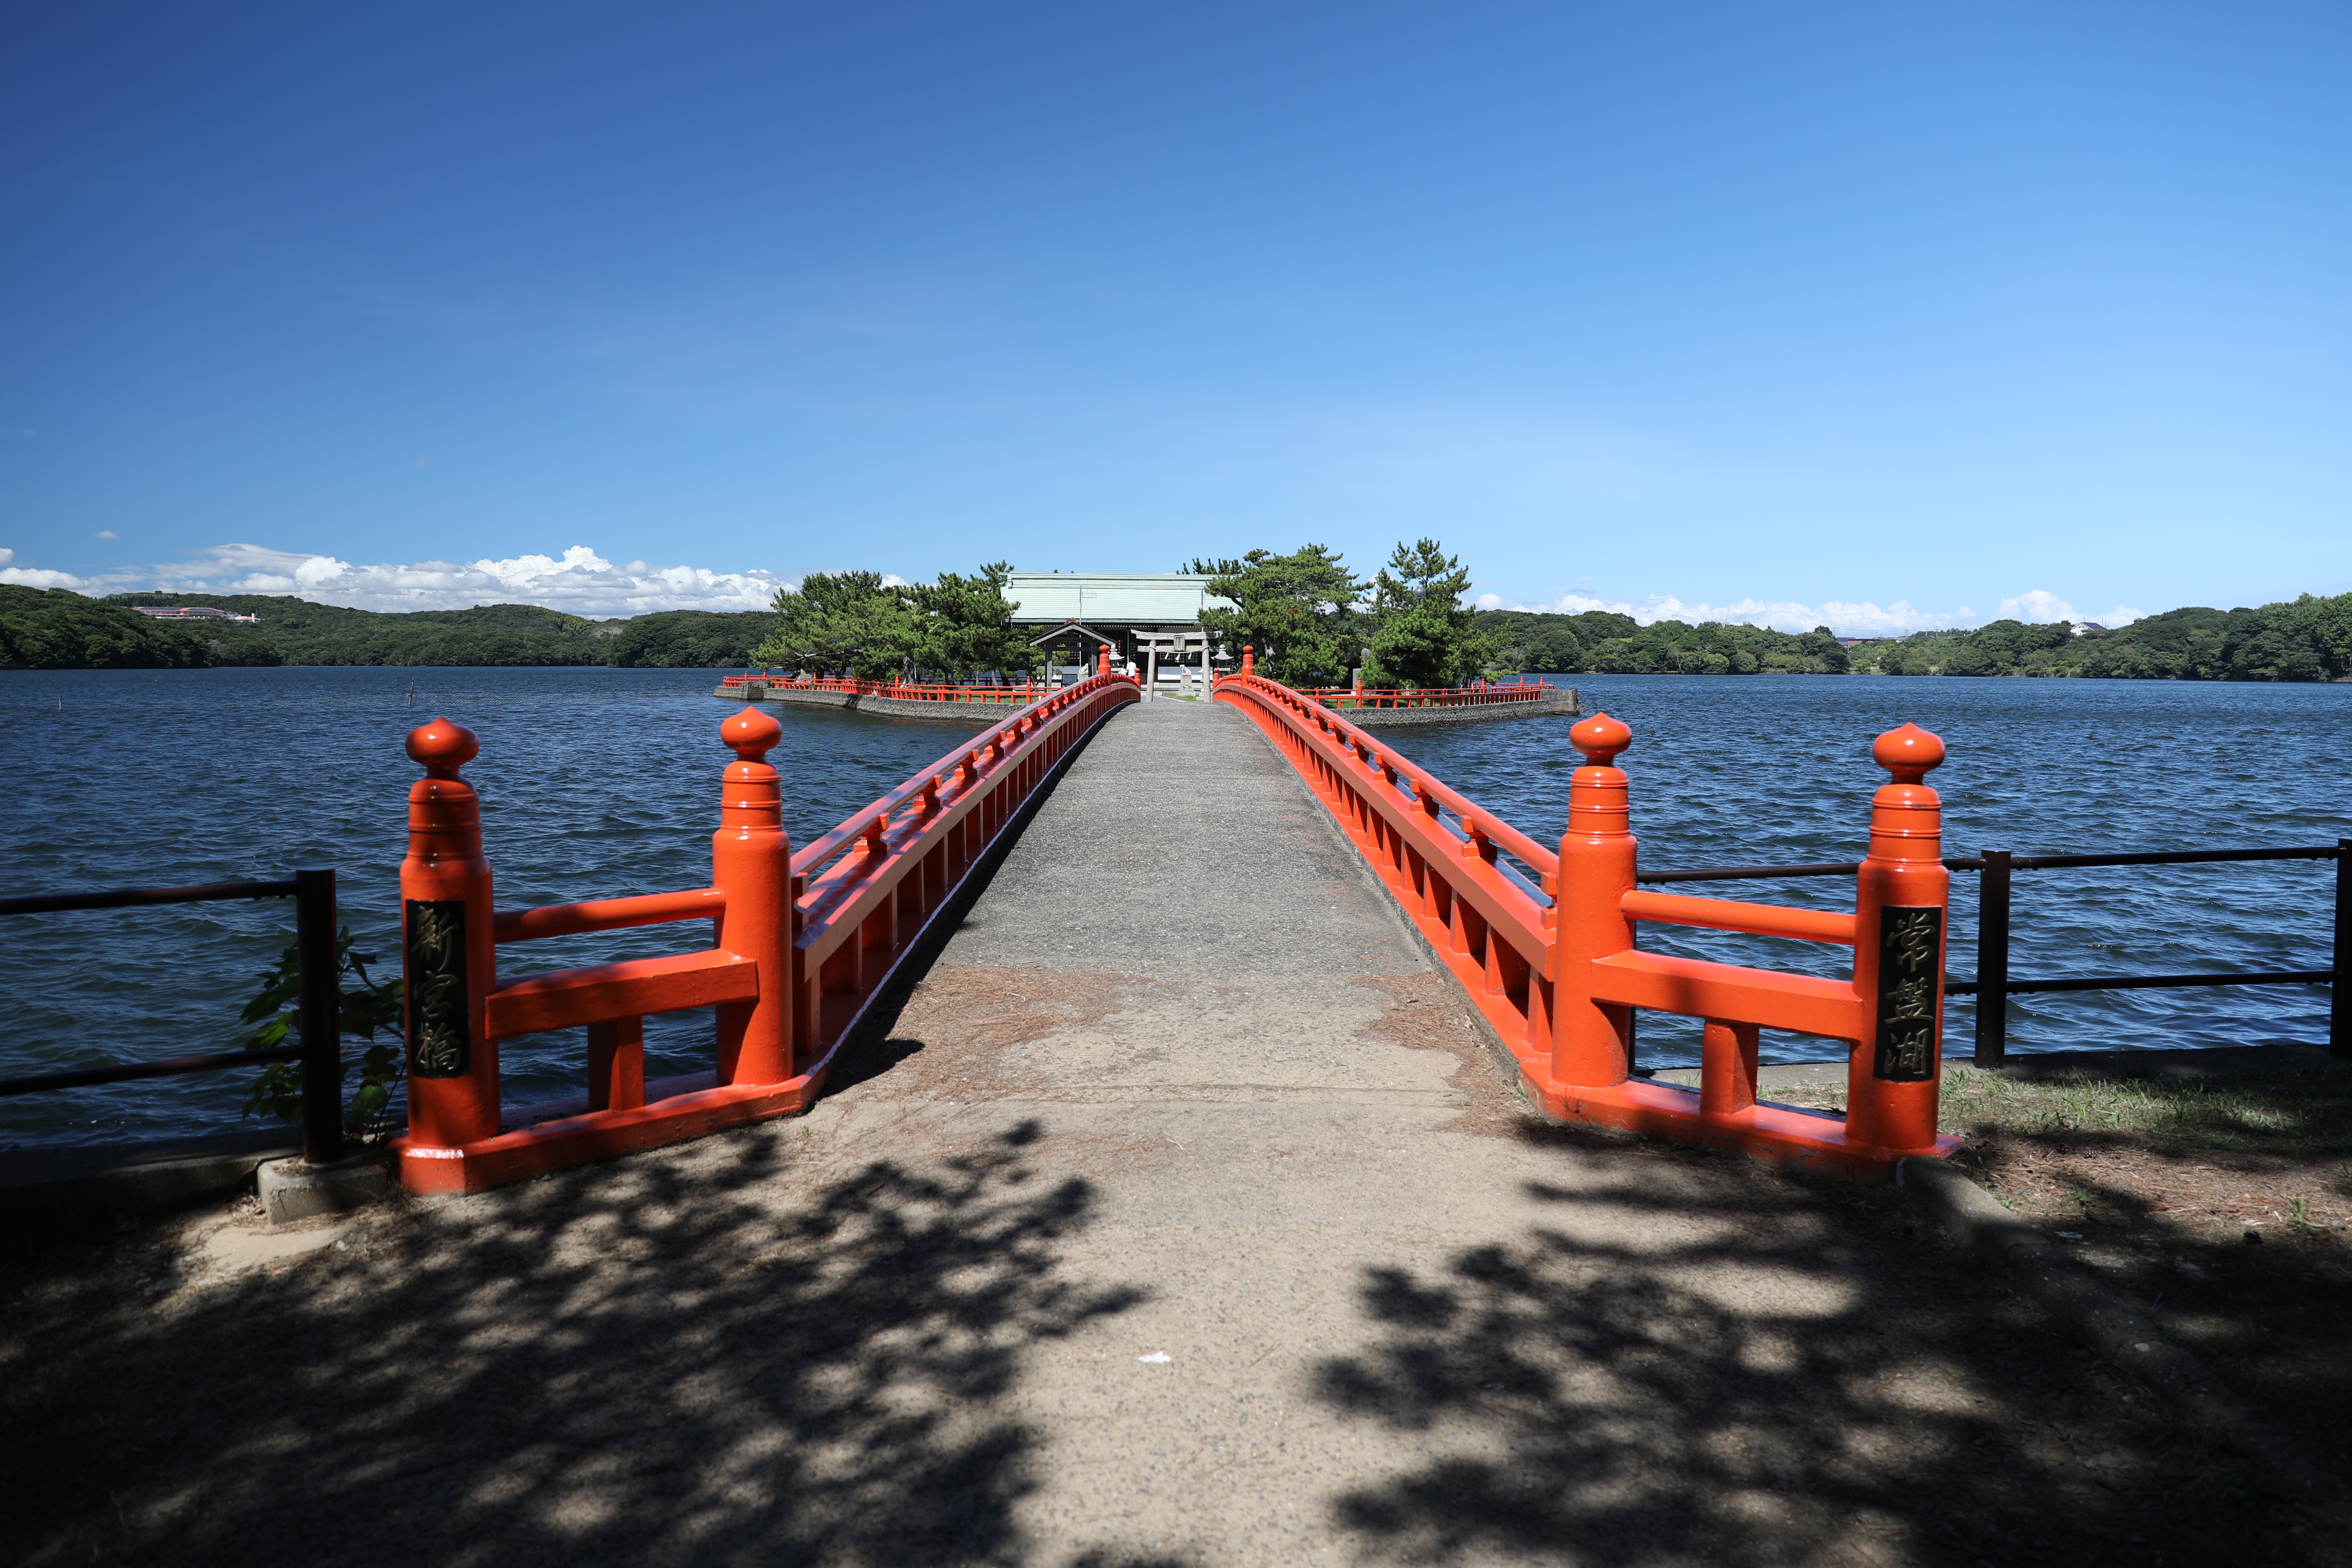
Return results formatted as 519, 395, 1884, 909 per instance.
1973, 849, 2012, 1069
2334, 838, 2349, 1060
1845, 723, 1949, 1155
399, 718, 500, 1154
295, 867, 342, 1164
1551, 713, 1637, 1090
712, 707, 796, 1083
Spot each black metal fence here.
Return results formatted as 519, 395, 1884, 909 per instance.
1638, 840, 2348, 1067
0, 870, 345, 1162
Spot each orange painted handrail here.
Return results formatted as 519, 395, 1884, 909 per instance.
1618, 889, 1858, 946
1213, 670, 1959, 1177
391, 669, 1143, 1194
1292, 681, 1552, 709
493, 887, 730, 944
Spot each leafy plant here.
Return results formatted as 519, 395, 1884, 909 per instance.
240, 925, 405, 1131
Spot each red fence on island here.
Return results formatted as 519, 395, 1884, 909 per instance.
1291, 679, 1554, 710
1212, 667, 1961, 1177
391, 667, 1142, 1193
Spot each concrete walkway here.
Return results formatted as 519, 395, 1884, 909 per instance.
0, 701, 2321, 1567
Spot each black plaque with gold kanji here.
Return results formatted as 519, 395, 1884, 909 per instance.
1871, 905, 1942, 1082
405, 898, 472, 1078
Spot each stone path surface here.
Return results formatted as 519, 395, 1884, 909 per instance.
1, 699, 2334, 1567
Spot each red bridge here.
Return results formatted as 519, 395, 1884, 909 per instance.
389, 645, 1959, 1193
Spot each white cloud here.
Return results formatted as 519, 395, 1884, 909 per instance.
1, 542, 794, 615
0, 548, 92, 590
149, 543, 791, 615
1994, 588, 2143, 629
94, 530, 117, 540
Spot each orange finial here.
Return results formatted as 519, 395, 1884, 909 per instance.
722, 705, 784, 762
407, 717, 478, 778
1571, 712, 1632, 767
1873, 723, 1945, 783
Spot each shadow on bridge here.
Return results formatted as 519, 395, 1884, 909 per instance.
0, 1120, 1167, 1568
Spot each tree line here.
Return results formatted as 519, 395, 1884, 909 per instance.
1479, 610, 1853, 675
745, 563, 1037, 682
0, 587, 778, 670
11, 579, 2346, 685
1192, 539, 1493, 687
1844, 595, 2352, 681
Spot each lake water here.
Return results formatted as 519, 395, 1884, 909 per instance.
3, 667, 2345, 1149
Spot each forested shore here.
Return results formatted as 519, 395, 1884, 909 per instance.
1481, 591, 2352, 682
0, 587, 777, 670
5, 578, 2347, 683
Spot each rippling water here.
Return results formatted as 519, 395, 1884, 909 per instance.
2, 668, 998, 1149
3, 668, 2346, 1148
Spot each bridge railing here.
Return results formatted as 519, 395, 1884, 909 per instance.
1214, 669, 1960, 1176
721, 673, 1041, 704
1290, 680, 1553, 709
391, 668, 1141, 1194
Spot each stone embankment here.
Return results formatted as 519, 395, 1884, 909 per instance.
1320, 684, 1580, 727
711, 682, 1033, 722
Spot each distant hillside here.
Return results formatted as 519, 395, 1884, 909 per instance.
9, 583, 2346, 680
100, 592, 610, 666
1477, 591, 2352, 682
1, 586, 234, 669
1845, 594, 2352, 681
0, 588, 780, 670
1474, 608, 1851, 675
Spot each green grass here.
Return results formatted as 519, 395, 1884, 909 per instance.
1775, 1063, 2352, 1165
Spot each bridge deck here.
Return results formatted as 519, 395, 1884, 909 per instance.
2, 701, 2237, 1566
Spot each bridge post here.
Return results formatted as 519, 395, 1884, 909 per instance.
1098, 643, 1111, 679
712, 707, 797, 1084
1242, 645, 1255, 678
1551, 714, 1637, 1089
1844, 723, 1950, 1153
399, 718, 501, 1153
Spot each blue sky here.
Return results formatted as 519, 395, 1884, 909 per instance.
2, 2, 2346, 630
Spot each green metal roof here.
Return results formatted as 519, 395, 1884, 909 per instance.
1004, 572, 1234, 625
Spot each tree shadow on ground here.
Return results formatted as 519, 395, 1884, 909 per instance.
1311, 1143, 2341, 1568
1, 1119, 1147, 1568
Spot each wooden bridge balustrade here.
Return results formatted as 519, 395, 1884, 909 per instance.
1212, 670, 1963, 1177
390, 670, 1142, 1194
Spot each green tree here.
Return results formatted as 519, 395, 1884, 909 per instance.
750, 572, 921, 680
1194, 546, 1365, 685
1362, 538, 1494, 688
910, 561, 1039, 680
